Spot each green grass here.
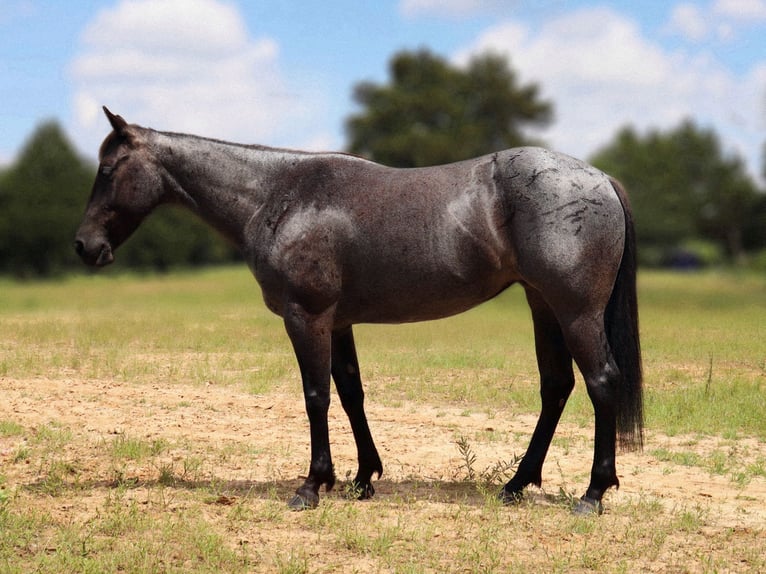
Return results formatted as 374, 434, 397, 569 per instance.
0, 268, 294, 392
1, 267, 764, 436
638, 271, 766, 438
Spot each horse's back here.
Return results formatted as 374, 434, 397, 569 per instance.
253, 147, 625, 326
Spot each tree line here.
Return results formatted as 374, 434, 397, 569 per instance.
0, 122, 238, 278
1, 49, 764, 278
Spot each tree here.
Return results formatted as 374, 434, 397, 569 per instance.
0, 120, 238, 278
118, 206, 238, 271
590, 120, 761, 265
0, 121, 92, 277
346, 49, 552, 167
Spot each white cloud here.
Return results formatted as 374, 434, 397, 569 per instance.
713, 0, 766, 21
455, 6, 765, 180
667, 3, 710, 41
400, 0, 511, 18
665, 0, 766, 42
70, 0, 328, 156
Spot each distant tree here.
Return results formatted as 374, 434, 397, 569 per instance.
118, 206, 239, 271
0, 121, 91, 277
591, 120, 760, 265
743, 194, 766, 254
346, 49, 553, 167
0, 120, 238, 278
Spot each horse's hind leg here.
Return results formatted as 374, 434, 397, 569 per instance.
561, 312, 621, 515
331, 326, 383, 499
500, 287, 575, 503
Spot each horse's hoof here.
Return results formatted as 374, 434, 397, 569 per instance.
287, 492, 319, 511
499, 488, 524, 506
572, 496, 603, 516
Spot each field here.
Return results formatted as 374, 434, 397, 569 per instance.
1, 267, 764, 573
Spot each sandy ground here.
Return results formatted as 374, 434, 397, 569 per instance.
3, 374, 765, 534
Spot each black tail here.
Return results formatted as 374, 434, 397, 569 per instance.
606, 178, 644, 452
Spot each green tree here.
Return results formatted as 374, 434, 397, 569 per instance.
0, 121, 92, 277
0, 120, 238, 278
590, 120, 760, 265
346, 49, 552, 167
118, 206, 238, 271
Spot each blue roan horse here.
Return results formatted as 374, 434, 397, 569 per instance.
75, 108, 643, 515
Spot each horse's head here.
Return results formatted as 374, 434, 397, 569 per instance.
74, 107, 163, 266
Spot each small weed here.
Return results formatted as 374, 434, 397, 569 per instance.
34, 421, 72, 451
111, 434, 168, 461
181, 455, 204, 481
13, 445, 30, 463
0, 420, 24, 437
554, 486, 578, 510
226, 500, 254, 526
36, 460, 79, 496
652, 448, 702, 467
156, 462, 177, 486
454, 435, 521, 487
455, 435, 479, 481
747, 457, 766, 477
273, 550, 309, 574
0, 475, 10, 508
672, 505, 707, 532
341, 471, 366, 500
707, 450, 729, 475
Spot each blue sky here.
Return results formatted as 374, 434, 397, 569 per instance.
2, 0, 765, 181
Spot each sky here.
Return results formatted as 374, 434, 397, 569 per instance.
1, 0, 765, 182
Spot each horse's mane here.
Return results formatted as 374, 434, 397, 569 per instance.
100, 124, 373, 165
157, 129, 373, 160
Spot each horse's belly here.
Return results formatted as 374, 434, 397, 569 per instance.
335, 263, 515, 326
335, 211, 517, 325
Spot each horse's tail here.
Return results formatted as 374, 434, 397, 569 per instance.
607, 177, 644, 452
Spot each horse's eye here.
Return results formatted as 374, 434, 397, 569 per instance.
100, 165, 113, 177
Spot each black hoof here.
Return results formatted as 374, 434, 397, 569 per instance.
287, 491, 319, 511
499, 488, 524, 506
572, 496, 603, 516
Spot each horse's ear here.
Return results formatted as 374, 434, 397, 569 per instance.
103, 106, 128, 135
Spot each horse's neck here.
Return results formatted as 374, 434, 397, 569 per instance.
152, 132, 309, 245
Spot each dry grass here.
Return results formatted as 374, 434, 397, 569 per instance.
1, 267, 764, 572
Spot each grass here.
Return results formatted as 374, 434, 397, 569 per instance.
0, 268, 294, 392
0, 266, 764, 572
2, 268, 763, 436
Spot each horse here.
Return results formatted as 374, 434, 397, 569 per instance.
75, 107, 642, 515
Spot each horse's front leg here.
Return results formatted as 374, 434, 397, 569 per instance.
331, 326, 383, 499
283, 301, 336, 510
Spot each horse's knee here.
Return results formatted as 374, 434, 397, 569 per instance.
304, 390, 331, 417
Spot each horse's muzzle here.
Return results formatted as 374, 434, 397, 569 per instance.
74, 237, 114, 267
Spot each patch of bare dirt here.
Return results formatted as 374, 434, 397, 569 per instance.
3, 375, 765, 524
2, 375, 765, 573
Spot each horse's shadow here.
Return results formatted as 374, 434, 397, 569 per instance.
24, 474, 575, 511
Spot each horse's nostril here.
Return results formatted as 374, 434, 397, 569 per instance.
74, 239, 85, 256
